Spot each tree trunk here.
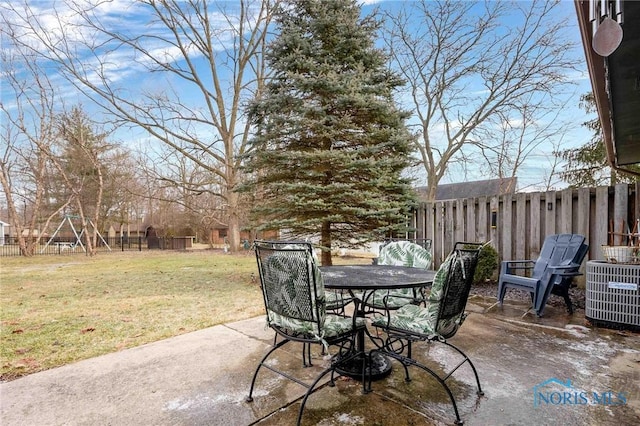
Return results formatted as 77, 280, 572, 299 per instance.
76, 202, 95, 256
321, 221, 332, 266
425, 179, 438, 202
227, 191, 241, 252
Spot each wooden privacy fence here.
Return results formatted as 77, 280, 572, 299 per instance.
410, 183, 640, 272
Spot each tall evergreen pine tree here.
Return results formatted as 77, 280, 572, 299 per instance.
557, 93, 640, 186
243, 0, 416, 265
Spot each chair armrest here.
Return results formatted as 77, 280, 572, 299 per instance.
547, 265, 583, 290
550, 258, 582, 272
504, 260, 535, 268
501, 260, 535, 275
548, 264, 582, 277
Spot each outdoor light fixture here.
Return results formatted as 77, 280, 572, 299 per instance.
590, 0, 624, 57
547, 202, 553, 211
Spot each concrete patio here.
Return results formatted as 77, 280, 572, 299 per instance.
1, 296, 639, 425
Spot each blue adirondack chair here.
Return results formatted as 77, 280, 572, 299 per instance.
548, 241, 589, 314
497, 234, 588, 317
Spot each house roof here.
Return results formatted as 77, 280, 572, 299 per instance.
575, 0, 640, 172
416, 177, 517, 201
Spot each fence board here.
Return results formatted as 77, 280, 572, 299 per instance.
445, 200, 455, 253
545, 190, 556, 236
434, 202, 444, 264
490, 196, 500, 253
425, 203, 434, 245
577, 187, 590, 247
478, 197, 488, 244
456, 199, 465, 242
614, 184, 628, 245
561, 189, 573, 233
502, 194, 513, 260
415, 206, 425, 240
515, 193, 526, 260
595, 186, 609, 250
530, 192, 541, 258
466, 198, 477, 242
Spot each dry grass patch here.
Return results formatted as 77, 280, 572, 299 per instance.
0, 250, 262, 381
1, 249, 372, 381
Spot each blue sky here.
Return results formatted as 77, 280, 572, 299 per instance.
2, 0, 594, 191
359, 0, 594, 191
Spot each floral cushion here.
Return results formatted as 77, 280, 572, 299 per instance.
372, 251, 461, 338
378, 241, 432, 269
366, 241, 432, 308
371, 303, 437, 334
263, 247, 362, 340
268, 310, 365, 339
363, 291, 416, 310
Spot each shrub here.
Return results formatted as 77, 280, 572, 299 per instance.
472, 244, 499, 284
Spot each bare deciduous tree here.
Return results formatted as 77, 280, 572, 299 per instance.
475, 94, 574, 192
382, 0, 581, 199
3, 0, 275, 251
0, 35, 72, 256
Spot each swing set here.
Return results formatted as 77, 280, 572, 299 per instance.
41, 214, 111, 253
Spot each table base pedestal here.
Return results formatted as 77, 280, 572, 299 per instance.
336, 352, 392, 381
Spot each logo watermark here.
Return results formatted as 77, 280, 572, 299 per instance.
533, 378, 628, 407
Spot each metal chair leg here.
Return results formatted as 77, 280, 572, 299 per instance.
246, 339, 289, 402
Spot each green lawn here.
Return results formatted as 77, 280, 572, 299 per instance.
0, 250, 265, 381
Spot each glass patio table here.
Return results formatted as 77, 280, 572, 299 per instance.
320, 264, 435, 380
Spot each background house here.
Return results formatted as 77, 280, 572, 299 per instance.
415, 178, 518, 201
0, 220, 8, 246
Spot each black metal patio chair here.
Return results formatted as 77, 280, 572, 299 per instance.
367, 242, 484, 425
246, 240, 366, 426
